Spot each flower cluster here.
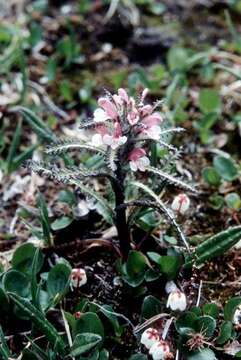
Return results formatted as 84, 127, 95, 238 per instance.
141, 328, 173, 359
90, 88, 163, 172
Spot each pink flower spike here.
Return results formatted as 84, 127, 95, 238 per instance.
118, 88, 129, 103
98, 97, 118, 120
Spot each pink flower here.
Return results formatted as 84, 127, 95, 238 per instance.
93, 108, 109, 123
118, 88, 129, 103
102, 122, 127, 149
129, 148, 150, 172
98, 97, 118, 120
140, 112, 163, 140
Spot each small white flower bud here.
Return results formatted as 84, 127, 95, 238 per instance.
167, 290, 187, 311
165, 281, 178, 294
70, 268, 87, 288
140, 328, 160, 350
149, 340, 171, 360
171, 193, 190, 215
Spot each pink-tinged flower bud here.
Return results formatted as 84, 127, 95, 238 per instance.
171, 194, 190, 215
71, 268, 87, 288
140, 328, 160, 350
165, 281, 178, 294
167, 290, 187, 311
74, 311, 82, 319
128, 148, 150, 172
141, 88, 149, 102
140, 104, 153, 117
149, 340, 171, 360
98, 97, 118, 120
118, 88, 129, 103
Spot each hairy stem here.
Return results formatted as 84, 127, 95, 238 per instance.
113, 163, 131, 258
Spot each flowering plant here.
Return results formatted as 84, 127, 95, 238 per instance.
28, 88, 195, 256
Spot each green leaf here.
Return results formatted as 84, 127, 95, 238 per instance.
202, 303, 219, 319
37, 192, 52, 246
185, 226, 241, 267
225, 193, 241, 211
12, 243, 44, 275
75, 312, 104, 339
12, 106, 55, 142
187, 348, 217, 360
175, 311, 198, 336
198, 89, 222, 114
195, 316, 216, 337
98, 305, 122, 336
47, 263, 71, 300
123, 251, 148, 287
216, 321, 233, 345
202, 167, 221, 186
8, 292, 66, 354
141, 295, 162, 319
224, 297, 241, 321
213, 155, 238, 182
70, 333, 102, 357
3, 270, 30, 297
159, 255, 182, 279
167, 46, 189, 72
0, 288, 9, 312
129, 355, 148, 360
51, 216, 73, 231
0, 326, 11, 359
6, 119, 22, 173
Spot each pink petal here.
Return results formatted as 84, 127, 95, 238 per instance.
128, 148, 146, 161
118, 88, 129, 103
141, 88, 149, 101
113, 122, 122, 138
142, 112, 162, 128
98, 97, 118, 119
140, 104, 153, 117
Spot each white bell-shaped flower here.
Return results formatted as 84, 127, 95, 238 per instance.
70, 268, 87, 288
167, 290, 187, 311
149, 340, 171, 360
140, 328, 160, 350
171, 193, 190, 215
233, 305, 241, 325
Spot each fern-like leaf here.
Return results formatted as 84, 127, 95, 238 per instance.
130, 181, 190, 252
27, 161, 114, 223
146, 166, 197, 193
105, 147, 118, 172
45, 139, 105, 156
